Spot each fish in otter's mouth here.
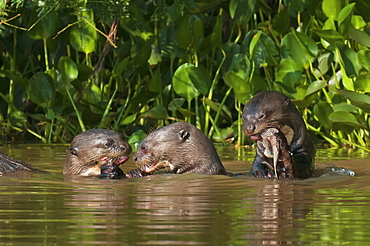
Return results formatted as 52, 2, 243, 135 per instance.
100, 155, 130, 166
137, 160, 172, 174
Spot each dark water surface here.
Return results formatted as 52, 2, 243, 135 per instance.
0, 144, 370, 245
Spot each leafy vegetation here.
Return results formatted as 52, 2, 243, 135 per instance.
0, 0, 370, 150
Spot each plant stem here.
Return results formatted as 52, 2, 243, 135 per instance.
67, 89, 85, 132
43, 38, 49, 70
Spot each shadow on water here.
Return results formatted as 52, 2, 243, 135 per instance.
1, 144, 370, 244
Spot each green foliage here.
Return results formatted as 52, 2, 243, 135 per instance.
0, 0, 370, 150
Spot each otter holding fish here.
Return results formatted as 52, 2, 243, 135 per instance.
0, 129, 132, 178
64, 129, 131, 178
133, 122, 227, 175
242, 91, 315, 179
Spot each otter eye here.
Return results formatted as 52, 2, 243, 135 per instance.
141, 145, 147, 153
258, 114, 265, 119
69, 147, 78, 156
105, 138, 115, 148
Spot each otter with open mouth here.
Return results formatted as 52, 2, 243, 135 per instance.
242, 91, 315, 179
133, 122, 227, 176
64, 129, 131, 178
0, 129, 132, 178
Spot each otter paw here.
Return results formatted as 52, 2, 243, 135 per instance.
99, 163, 125, 179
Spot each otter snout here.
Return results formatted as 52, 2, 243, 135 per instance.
243, 121, 256, 136
133, 153, 138, 162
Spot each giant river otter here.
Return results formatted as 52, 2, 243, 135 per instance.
0, 152, 38, 174
242, 91, 315, 179
0, 129, 131, 178
63, 129, 131, 176
133, 122, 227, 175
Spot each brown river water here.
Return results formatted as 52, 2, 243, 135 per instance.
0, 144, 369, 245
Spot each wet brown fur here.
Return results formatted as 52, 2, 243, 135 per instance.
242, 91, 315, 179
64, 129, 131, 176
133, 122, 227, 175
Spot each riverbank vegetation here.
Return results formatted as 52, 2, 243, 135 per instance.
1, 0, 370, 150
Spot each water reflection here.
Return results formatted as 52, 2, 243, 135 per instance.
1, 144, 370, 244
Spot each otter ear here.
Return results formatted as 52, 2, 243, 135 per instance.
69, 147, 78, 156
178, 130, 190, 141
283, 96, 291, 106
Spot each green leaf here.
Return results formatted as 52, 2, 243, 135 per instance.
29, 72, 55, 108
355, 70, 370, 92
223, 72, 250, 103
335, 42, 361, 78
225, 53, 251, 83
349, 27, 370, 47
328, 111, 363, 128
222, 42, 241, 74
58, 56, 78, 85
148, 67, 162, 93
313, 101, 333, 129
70, 9, 97, 54
128, 43, 152, 68
142, 105, 168, 119
46, 108, 55, 120
8, 111, 27, 128
333, 102, 358, 113
312, 29, 345, 46
241, 30, 279, 67
355, 0, 370, 22
272, 3, 291, 34
188, 66, 212, 96
173, 63, 200, 102
306, 81, 327, 96
338, 3, 355, 38
28, 10, 58, 40
168, 98, 185, 112
159, 24, 185, 59
85, 84, 105, 114
121, 0, 154, 42
112, 57, 130, 77
223, 53, 251, 102
173, 63, 211, 98
229, 0, 256, 25
281, 30, 318, 70
338, 89, 370, 113
351, 15, 366, 29
148, 45, 162, 65
176, 15, 204, 51
291, 0, 305, 12
318, 52, 334, 74
168, 98, 196, 117
322, 0, 344, 20
275, 59, 302, 87
77, 64, 93, 81
209, 15, 223, 48
120, 113, 137, 125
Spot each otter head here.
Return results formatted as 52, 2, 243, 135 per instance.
133, 122, 226, 175
242, 91, 297, 144
63, 129, 132, 176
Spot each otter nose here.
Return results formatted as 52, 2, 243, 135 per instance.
243, 123, 256, 135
